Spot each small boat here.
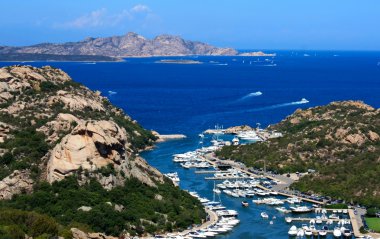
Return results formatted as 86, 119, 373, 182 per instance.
305, 228, 313, 236
285, 217, 292, 223
343, 228, 352, 237
276, 207, 291, 213
213, 188, 221, 194
290, 206, 312, 213
188, 231, 207, 238
319, 230, 327, 237
241, 201, 249, 207
288, 225, 297, 236
333, 227, 342, 238
297, 228, 305, 237
261, 212, 269, 219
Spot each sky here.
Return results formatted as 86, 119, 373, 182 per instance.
1, 0, 379, 50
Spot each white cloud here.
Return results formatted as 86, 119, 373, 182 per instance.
131, 4, 151, 13
55, 4, 153, 29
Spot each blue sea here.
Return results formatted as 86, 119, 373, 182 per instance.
1, 51, 380, 238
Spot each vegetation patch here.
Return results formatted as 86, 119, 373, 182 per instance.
365, 217, 380, 233
216, 101, 380, 207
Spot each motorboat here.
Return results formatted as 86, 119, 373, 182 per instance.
285, 217, 292, 223
316, 216, 323, 224
213, 188, 221, 194
261, 212, 269, 219
288, 225, 297, 236
333, 227, 342, 238
329, 214, 339, 219
216, 210, 238, 217
198, 230, 216, 237
319, 229, 327, 237
237, 131, 262, 141
343, 228, 352, 237
187, 231, 207, 238
286, 197, 302, 204
276, 207, 291, 213
241, 201, 249, 207
305, 228, 313, 236
290, 206, 312, 213
297, 228, 305, 237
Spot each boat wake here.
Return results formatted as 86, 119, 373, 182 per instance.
192, 98, 310, 127
230, 91, 263, 104
108, 90, 117, 96
241, 91, 263, 99
239, 98, 309, 113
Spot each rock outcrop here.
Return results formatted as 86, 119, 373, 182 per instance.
47, 120, 163, 188
0, 170, 34, 200
71, 228, 118, 239
225, 125, 253, 134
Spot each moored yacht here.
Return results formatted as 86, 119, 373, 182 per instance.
290, 206, 312, 213
288, 225, 297, 236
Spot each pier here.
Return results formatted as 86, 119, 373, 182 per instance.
348, 209, 362, 238
195, 170, 229, 174
286, 217, 341, 222
200, 153, 325, 205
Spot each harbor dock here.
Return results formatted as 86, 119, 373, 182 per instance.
201, 153, 325, 205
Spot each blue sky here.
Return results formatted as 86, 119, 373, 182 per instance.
1, 0, 379, 50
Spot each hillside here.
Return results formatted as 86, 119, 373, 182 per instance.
0, 32, 237, 59
0, 65, 205, 238
216, 101, 380, 207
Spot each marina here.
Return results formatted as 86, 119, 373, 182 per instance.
147, 131, 362, 239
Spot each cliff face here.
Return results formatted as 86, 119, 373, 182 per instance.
217, 101, 380, 206
1, 32, 237, 57
0, 65, 206, 238
0, 65, 160, 193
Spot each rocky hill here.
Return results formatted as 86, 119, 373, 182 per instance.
217, 101, 380, 207
0, 65, 205, 238
0, 32, 237, 59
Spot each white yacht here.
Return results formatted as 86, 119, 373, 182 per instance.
319, 229, 327, 237
237, 130, 262, 141
276, 207, 291, 213
297, 228, 305, 237
290, 206, 312, 213
300, 98, 309, 103
304, 228, 313, 236
261, 212, 269, 219
343, 228, 352, 237
333, 227, 342, 238
288, 225, 297, 236
285, 217, 292, 223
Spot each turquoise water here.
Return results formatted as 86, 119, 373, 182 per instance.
1, 51, 379, 238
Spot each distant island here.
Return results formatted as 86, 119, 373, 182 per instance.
0, 32, 274, 61
155, 59, 202, 64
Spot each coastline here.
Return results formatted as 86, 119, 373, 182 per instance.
0, 51, 276, 63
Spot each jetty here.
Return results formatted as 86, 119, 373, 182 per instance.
200, 153, 325, 205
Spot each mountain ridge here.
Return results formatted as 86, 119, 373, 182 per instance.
0, 32, 239, 58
